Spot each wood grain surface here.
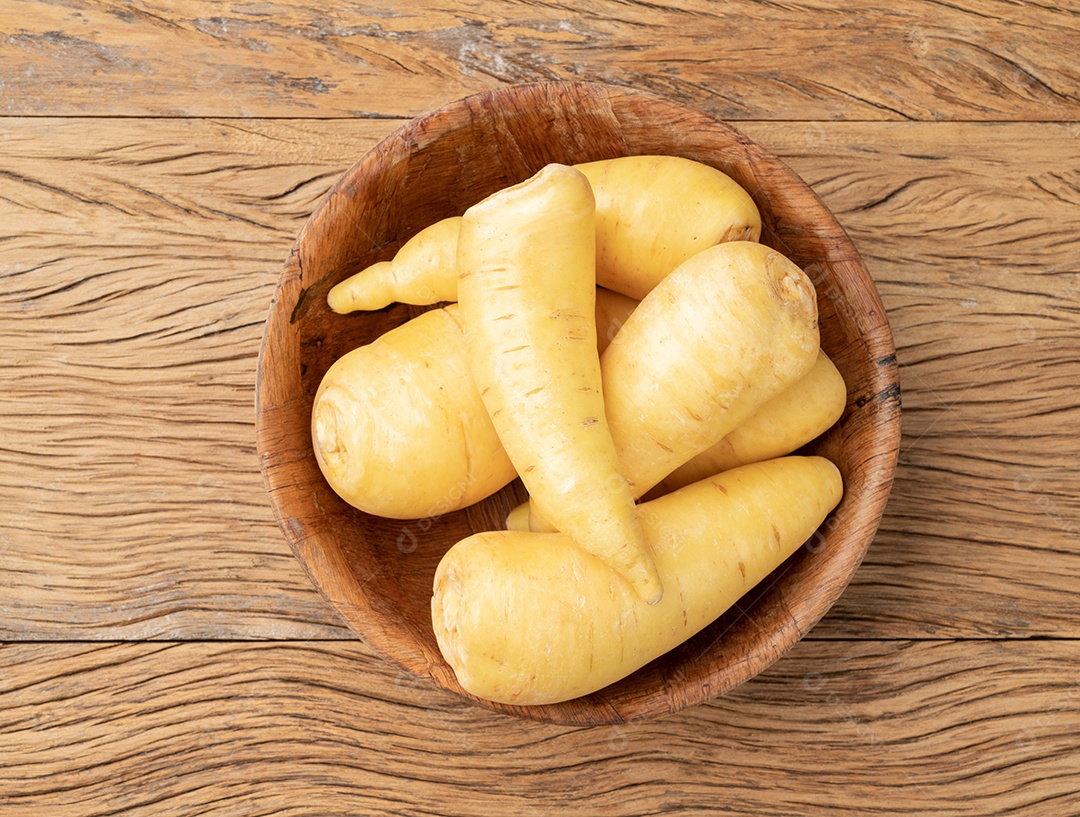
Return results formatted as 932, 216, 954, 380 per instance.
3, 640, 1079, 816
1, 0, 1078, 121
1, 0, 1078, 812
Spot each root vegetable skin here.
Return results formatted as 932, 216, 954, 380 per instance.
432, 456, 844, 706
457, 163, 661, 603
650, 350, 847, 496
576, 155, 762, 299
512, 350, 845, 523
311, 304, 516, 519
603, 240, 821, 499
328, 217, 461, 312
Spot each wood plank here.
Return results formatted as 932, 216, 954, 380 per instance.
1, 640, 1078, 815
2, 118, 1078, 639
1, 0, 1078, 121
0, 118, 395, 639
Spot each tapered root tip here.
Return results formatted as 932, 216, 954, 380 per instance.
327, 262, 395, 313
629, 565, 664, 605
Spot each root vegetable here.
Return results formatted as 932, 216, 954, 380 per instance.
327, 217, 461, 313
503, 501, 532, 532
457, 163, 661, 603
602, 240, 821, 497
327, 156, 759, 311
649, 350, 847, 496
311, 304, 515, 519
527, 239, 821, 537
576, 154, 761, 299
432, 455, 843, 706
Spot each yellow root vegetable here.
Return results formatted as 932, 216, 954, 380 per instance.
650, 350, 847, 496
457, 163, 661, 603
576, 154, 761, 299
327, 217, 462, 313
602, 240, 821, 499
432, 456, 844, 706
327, 156, 760, 311
507, 283, 635, 533
311, 304, 516, 519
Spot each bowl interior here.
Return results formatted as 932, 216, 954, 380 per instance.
256, 81, 901, 725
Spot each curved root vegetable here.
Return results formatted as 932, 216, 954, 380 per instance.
327, 156, 760, 312
311, 304, 516, 519
328, 217, 461, 313
458, 163, 662, 603
432, 456, 844, 706
650, 350, 847, 496
576, 154, 761, 299
603, 240, 821, 498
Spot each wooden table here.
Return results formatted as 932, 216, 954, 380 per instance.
2, 2, 1077, 814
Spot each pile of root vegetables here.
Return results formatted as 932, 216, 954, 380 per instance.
312, 156, 845, 706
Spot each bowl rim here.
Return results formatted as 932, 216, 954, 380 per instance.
256, 79, 902, 725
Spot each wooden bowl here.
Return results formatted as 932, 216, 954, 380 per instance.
256, 81, 901, 725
